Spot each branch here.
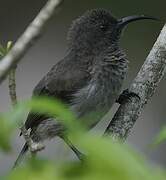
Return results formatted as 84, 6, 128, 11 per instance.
0, 41, 17, 106
0, 0, 64, 84
105, 24, 166, 141
8, 68, 45, 160
8, 66, 17, 106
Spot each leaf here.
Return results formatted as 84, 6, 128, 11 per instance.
0, 51, 3, 57
0, 41, 13, 59
0, 43, 6, 56
77, 135, 166, 180
7, 97, 85, 142
153, 126, 166, 146
0, 115, 14, 152
0, 97, 84, 153
17, 97, 83, 134
0, 96, 80, 153
2, 96, 166, 180
9, 159, 63, 180
6, 41, 13, 52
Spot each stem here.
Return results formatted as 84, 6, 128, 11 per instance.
8, 67, 17, 106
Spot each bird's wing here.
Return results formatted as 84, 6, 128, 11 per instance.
25, 57, 92, 130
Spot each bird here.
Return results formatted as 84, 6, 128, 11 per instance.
14, 9, 157, 167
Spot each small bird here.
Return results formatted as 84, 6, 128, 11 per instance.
14, 9, 156, 166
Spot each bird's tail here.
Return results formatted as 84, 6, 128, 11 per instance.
13, 143, 28, 169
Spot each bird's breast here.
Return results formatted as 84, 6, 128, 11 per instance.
70, 59, 128, 128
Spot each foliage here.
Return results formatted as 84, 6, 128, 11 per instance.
153, 126, 166, 146
0, 97, 165, 180
0, 41, 12, 57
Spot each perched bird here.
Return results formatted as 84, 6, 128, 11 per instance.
14, 9, 156, 166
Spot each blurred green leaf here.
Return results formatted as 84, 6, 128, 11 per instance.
60, 134, 166, 180
0, 51, 3, 57
9, 159, 63, 180
73, 135, 165, 180
0, 41, 13, 58
153, 126, 166, 146
0, 96, 165, 180
14, 97, 84, 136
0, 43, 6, 56
0, 96, 83, 153
6, 41, 13, 52
0, 115, 14, 152
7, 134, 166, 180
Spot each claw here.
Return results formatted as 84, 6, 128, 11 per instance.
116, 89, 140, 104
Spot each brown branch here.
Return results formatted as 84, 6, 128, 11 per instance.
105, 24, 166, 141
8, 67, 17, 106
8, 70, 45, 156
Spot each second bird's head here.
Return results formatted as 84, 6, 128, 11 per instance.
67, 9, 157, 52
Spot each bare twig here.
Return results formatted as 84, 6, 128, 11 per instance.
105, 24, 166, 141
0, 0, 64, 84
0, 41, 18, 106
5, 43, 44, 157
6, 41, 18, 106
8, 67, 17, 106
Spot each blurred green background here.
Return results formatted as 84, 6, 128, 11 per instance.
0, 0, 165, 175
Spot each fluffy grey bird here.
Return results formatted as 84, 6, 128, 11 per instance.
14, 9, 156, 167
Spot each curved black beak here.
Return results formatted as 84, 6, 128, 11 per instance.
117, 15, 159, 29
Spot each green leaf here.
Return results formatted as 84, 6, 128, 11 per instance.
9, 159, 63, 180
6, 41, 13, 52
0, 41, 13, 59
6, 97, 85, 142
0, 97, 84, 153
1, 96, 166, 180
16, 97, 83, 134
76, 135, 166, 180
0, 115, 14, 151
0, 51, 3, 57
153, 126, 166, 146
0, 43, 6, 56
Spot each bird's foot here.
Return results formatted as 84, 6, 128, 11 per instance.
116, 89, 140, 104
30, 142, 45, 153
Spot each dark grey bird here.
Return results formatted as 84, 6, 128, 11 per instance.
14, 9, 156, 167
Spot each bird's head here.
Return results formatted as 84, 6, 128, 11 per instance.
67, 9, 157, 53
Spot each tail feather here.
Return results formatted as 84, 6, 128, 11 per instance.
13, 143, 28, 169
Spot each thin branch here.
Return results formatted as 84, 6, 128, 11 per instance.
6, 41, 18, 106
8, 69, 45, 155
8, 66, 45, 158
0, 0, 64, 84
8, 67, 17, 106
105, 24, 166, 141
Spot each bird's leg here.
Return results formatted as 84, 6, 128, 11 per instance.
21, 127, 45, 154
116, 89, 140, 104
62, 136, 85, 161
